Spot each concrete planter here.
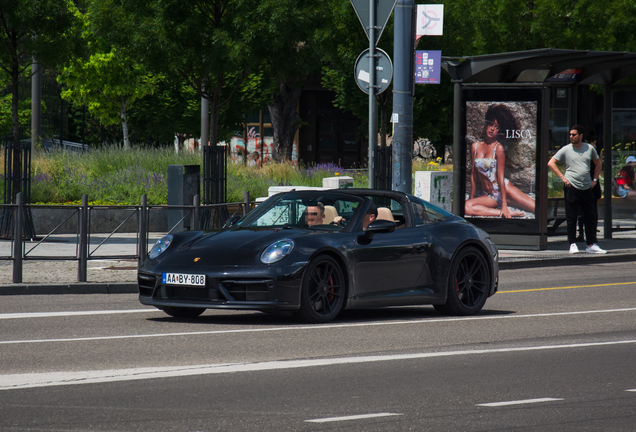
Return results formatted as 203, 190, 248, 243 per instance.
30, 207, 168, 235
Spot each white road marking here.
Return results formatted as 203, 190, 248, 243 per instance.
305, 413, 403, 423
2, 307, 636, 345
1, 339, 635, 391
477, 398, 563, 407
0, 309, 154, 320
627, 389, 636, 392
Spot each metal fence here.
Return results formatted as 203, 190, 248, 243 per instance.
2, 192, 254, 284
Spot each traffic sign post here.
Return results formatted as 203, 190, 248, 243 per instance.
350, 0, 397, 188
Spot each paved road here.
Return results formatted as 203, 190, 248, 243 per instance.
1, 263, 635, 431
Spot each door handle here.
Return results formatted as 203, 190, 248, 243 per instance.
413, 243, 429, 253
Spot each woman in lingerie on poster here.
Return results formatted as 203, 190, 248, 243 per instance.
465, 104, 536, 218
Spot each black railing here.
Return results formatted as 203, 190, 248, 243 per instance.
3, 192, 254, 284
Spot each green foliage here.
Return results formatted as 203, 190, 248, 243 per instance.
24, 146, 377, 204
0, 0, 78, 142
58, 49, 158, 126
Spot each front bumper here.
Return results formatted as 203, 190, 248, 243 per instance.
138, 263, 307, 311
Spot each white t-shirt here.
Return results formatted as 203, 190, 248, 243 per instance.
552, 143, 599, 190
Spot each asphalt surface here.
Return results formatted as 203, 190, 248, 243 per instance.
0, 226, 634, 295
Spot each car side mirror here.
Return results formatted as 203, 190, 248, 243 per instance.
366, 219, 397, 235
358, 219, 397, 243
223, 215, 241, 228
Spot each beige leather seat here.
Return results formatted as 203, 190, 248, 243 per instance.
323, 205, 338, 224
376, 207, 395, 222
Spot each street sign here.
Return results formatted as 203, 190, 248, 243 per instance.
415, 50, 441, 84
354, 48, 393, 94
416, 4, 444, 37
350, 0, 398, 45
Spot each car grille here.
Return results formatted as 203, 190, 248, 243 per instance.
220, 280, 273, 302
138, 273, 156, 297
138, 273, 273, 303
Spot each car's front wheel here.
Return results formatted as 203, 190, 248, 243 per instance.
435, 246, 490, 316
295, 255, 345, 323
159, 306, 205, 318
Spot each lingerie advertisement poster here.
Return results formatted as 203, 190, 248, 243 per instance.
464, 100, 538, 221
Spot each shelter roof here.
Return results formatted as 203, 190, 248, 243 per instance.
442, 49, 636, 85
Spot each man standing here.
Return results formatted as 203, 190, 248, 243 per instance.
548, 125, 606, 254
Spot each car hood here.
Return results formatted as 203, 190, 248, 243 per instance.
164, 227, 310, 267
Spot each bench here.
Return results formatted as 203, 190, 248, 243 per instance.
547, 197, 636, 234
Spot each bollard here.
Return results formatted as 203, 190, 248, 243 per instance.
78, 194, 88, 282
139, 194, 148, 267
13, 193, 23, 283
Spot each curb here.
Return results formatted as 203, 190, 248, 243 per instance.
0, 282, 138, 296
499, 252, 636, 270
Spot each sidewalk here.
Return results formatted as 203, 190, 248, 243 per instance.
0, 227, 634, 295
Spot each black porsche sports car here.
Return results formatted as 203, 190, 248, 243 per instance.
138, 189, 499, 323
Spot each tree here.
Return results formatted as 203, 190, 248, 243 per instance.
58, 48, 158, 149
88, 0, 266, 152
245, 0, 334, 161
0, 0, 76, 200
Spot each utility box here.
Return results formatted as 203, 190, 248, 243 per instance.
168, 165, 200, 232
323, 176, 354, 189
414, 171, 452, 212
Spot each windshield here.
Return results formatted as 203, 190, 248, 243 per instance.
239, 192, 364, 231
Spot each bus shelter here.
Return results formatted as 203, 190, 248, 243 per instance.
442, 49, 636, 249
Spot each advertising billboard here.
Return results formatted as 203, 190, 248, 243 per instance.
462, 87, 543, 234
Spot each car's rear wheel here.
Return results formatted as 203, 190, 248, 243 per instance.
159, 306, 205, 318
295, 255, 345, 323
435, 246, 490, 316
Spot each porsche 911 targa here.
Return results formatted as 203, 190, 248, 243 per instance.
138, 189, 499, 323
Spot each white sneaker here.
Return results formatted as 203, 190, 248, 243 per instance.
569, 243, 579, 254
586, 244, 606, 254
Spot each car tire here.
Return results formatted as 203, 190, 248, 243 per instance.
295, 255, 345, 323
159, 306, 206, 318
437, 246, 490, 316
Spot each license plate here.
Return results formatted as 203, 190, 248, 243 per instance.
162, 273, 206, 286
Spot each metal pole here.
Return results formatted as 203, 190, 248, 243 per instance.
13, 192, 22, 283
201, 87, 209, 147
603, 85, 613, 239
193, 194, 200, 231
368, 0, 376, 188
243, 191, 250, 216
139, 194, 147, 267
392, 0, 414, 193
31, 58, 41, 152
78, 194, 88, 282
452, 81, 462, 215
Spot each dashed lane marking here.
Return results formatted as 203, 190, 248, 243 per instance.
477, 398, 563, 407
305, 413, 403, 423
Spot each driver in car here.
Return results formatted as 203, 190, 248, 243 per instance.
361, 203, 377, 231
304, 202, 325, 226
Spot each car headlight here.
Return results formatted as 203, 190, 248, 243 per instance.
260, 239, 294, 264
149, 235, 173, 259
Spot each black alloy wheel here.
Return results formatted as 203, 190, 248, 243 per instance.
434, 246, 490, 316
296, 255, 345, 323
160, 306, 206, 318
